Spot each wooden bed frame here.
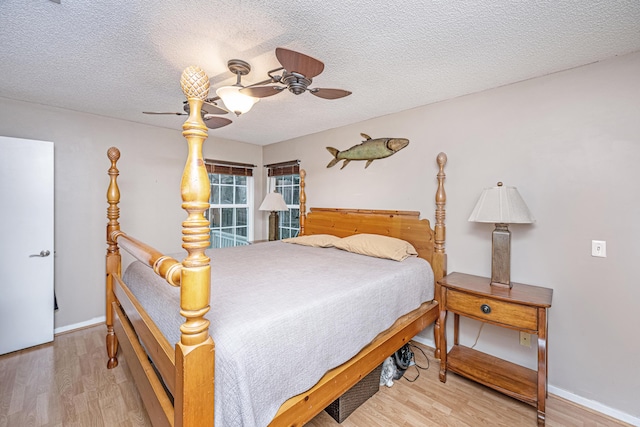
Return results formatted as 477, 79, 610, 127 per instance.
105, 66, 447, 427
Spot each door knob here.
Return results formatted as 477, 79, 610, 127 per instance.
29, 250, 50, 258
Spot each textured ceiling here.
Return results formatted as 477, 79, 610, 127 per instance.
1, 1, 639, 145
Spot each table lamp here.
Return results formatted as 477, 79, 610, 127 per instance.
259, 192, 289, 241
468, 182, 534, 288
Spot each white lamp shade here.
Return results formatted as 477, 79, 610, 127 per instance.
468, 183, 534, 224
216, 85, 259, 115
259, 192, 289, 212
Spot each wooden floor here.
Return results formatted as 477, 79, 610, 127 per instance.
0, 325, 631, 427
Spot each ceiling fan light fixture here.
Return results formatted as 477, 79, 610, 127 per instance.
216, 85, 259, 116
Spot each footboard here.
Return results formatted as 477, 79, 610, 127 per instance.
112, 301, 174, 426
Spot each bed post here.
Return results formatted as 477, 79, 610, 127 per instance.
433, 152, 447, 360
175, 66, 215, 427
299, 169, 306, 236
106, 147, 121, 369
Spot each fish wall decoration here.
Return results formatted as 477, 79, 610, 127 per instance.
326, 133, 409, 169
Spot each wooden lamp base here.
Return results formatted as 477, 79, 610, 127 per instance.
268, 211, 280, 241
491, 223, 511, 288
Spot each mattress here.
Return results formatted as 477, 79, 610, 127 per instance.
122, 240, 434, 427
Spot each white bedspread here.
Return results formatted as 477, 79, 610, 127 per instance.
122, 241, 434, 427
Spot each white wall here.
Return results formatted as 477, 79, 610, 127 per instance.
0, 97, 263, 329
263, 52, 640, 420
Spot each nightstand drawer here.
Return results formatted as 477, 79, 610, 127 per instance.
446, 289, 538, 331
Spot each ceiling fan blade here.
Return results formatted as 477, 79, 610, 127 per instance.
241, 86, 284, 98
202, 102, 229, 115
309, 88, 352, 100
276, 47, 325, 78
203, 116, 233, 129
143, 111, 186, 115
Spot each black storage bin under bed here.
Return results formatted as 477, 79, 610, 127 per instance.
324, 364, 383, 423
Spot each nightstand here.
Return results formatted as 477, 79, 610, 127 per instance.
437, 272, 553, 425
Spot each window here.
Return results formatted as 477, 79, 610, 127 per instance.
266, 160, 300, 239
205, 160, 254, 248
274, 173, 300, 239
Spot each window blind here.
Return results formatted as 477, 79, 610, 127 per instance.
205, 159, 255, 177
265, 160, 300, 177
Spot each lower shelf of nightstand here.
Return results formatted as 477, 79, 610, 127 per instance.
447, 345, 538, 406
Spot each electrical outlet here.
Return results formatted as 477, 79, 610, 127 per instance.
519, 332, 531, 347
592, 240, 607, 257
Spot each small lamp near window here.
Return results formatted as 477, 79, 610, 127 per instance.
259, 192, 289, 241
468, 182, 535, 288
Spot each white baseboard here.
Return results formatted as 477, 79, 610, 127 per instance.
548, 385, 639, 426
411, 336, 639, 426
54, 316, 105, 335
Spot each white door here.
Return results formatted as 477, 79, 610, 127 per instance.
0, 136, 54, 355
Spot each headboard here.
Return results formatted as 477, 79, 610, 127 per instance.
300, 152, 447, 282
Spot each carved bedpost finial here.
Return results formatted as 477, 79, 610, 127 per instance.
299, 169, 307, 236
437, 152, 447, 170
180, 66, 210, 101
180, 65, 209, 137
107, 146, 121, 163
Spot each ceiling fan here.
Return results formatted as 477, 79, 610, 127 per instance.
143, 58, 262, 129
143, 101, 232, 129
240, 48, 352, 100
143, 48, 351, 129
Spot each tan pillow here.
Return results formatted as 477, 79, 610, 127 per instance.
282, 234, 341, 248
333, 233, 418, 261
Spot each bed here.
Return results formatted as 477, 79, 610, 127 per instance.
104, 65, 448, 427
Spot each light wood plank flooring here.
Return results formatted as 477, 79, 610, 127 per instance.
0, 325, 631, 427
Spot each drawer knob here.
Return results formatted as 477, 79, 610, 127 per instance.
480, 304, 491, 314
